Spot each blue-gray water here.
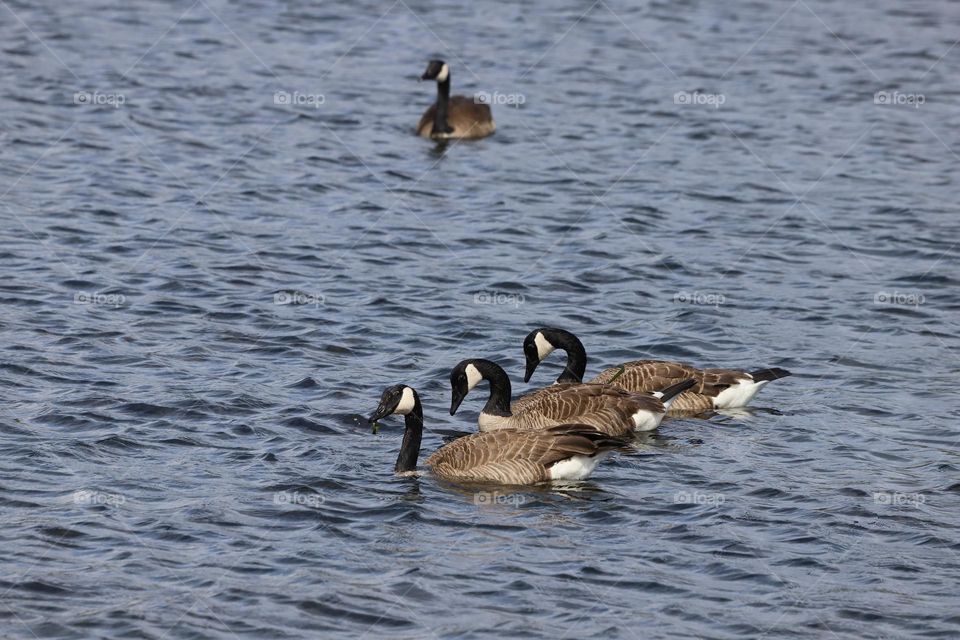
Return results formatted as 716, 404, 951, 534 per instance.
1, 1, 959, 638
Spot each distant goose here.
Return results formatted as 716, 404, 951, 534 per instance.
449, 358, 695, 435
368, 385, 628, 484
522, 328, 791, 414
417, 59, 495, 140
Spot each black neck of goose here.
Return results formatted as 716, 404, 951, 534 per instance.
553, 331, 587, 383
477, 360, 513, 417
433, 77, 452, 134
394, 400, 423, 474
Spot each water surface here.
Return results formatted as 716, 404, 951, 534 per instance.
1, 0, 959, 638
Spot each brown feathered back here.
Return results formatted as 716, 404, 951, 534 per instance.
588, 360, 750, 413
487, 383, 664, 435
417, 96, 495, 139
425, 424, 625, 484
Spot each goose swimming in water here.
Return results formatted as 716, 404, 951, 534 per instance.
368, 385, 628, 484
417, 60, 496, 140
449, 358, 695, 435
522, 327, 791, 415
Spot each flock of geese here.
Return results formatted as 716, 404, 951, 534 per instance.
368, 328, 791, 486
399, 62, 791, 485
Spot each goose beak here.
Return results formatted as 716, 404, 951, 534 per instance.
523, 356, 538, 383
367, 404, 391, 424
450, 388, 467, 415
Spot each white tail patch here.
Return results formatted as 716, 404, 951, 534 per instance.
548, 453, 606, 481
631, 408, 664, 431
534, 332, 555, 360
713, 379, 768, 409
395, 386, 417, 415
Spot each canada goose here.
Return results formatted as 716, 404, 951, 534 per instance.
367, 385, 628, 484
522, 328, 792, 414
417, 60, 495, 140
449, 358, 695, 435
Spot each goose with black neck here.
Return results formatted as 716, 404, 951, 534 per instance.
367, 385, 628, 484
449, 358, 694, 435
417, 59, 496, 140
522, 327, 792, 415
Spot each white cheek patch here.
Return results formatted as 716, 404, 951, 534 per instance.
394, 387, 416, 415
437, 63, 449, 82
465, 364, 483, 391
534, 332, 555, 360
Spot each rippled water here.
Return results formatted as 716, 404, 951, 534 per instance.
2, 1, 959, 638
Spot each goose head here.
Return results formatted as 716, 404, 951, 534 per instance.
368, 384, 419, 423
522, 327, 586, 384
420, 59, 449, 83
448, 359, 487, 415
522, 328, 562, 382
368, 385, 424, 474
